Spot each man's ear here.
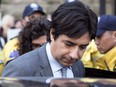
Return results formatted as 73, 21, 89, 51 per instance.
50, 28, 55, 41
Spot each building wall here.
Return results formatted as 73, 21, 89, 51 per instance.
1, 0, 64, 19
1, 0, 115, 19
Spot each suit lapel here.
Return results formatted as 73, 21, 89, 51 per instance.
72, 61, 85, 77
72, 63, 80, 77
40, 66, 53, 77
35, 43, 53, 77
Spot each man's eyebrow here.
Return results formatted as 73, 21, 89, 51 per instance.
81, 44, 89, 46
64, 40, 77, 45
64, 40, 90, 46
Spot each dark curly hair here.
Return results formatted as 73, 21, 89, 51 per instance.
18, 17, 50, 55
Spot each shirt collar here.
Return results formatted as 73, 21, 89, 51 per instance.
46, 43, 62, 72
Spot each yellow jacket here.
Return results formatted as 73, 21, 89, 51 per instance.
95, 47, 116, 71
82, 39, 116, 72
81, 40, 103, 68
0, 38, 19, 75
0, 51, 5, 75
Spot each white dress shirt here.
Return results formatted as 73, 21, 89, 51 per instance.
46, 43, 74, 78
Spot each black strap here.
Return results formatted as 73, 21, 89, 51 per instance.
0, 37, 3, 49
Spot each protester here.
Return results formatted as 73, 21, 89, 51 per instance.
2, 1, 97, 77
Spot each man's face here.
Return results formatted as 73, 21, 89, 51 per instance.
50, 32, 90, 66
32, 35, 47, 49
95, 31, 116, 54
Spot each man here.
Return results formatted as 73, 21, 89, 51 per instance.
0, 3, 46, 75
2, 1, 97, 77
95, 15, 116, 71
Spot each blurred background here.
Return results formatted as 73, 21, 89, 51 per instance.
1, 0, 116, 18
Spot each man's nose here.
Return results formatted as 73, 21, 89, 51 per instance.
69, 48, 79, 59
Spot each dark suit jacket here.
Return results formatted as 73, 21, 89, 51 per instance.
2, 44, 85, 77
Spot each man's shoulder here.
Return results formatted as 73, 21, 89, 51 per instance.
2, 44, 48, 76
76, 60, 83, 65
10, 44, 47, 65
4, 48, 42, 72
19, 44, 46, 58
74, 60, 84, 69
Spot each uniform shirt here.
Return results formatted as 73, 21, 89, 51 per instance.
2, 38, 19, 64
46, 43, 74, 78
0, 38, 19, 76
81, 40, 103, 68
95, 47, 116, 71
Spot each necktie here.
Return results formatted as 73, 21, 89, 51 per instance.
61, 67, 68, 78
